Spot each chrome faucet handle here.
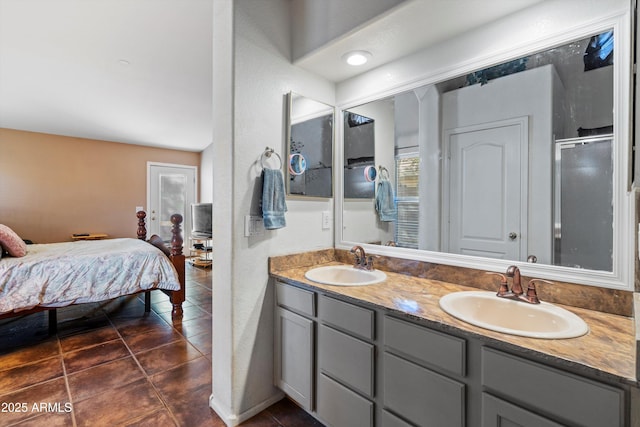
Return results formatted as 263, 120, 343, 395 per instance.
523, 279, 552, 304
363, 255, 374, 271
486, 272, 511, 297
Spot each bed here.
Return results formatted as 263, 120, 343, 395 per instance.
0, 211, 186, 332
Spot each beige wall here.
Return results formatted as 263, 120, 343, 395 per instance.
0, 128, 200, 243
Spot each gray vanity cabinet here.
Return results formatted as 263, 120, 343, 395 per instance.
273, 280, 632, 427
274, 282, 316, 411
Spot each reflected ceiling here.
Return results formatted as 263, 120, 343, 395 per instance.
294, 0, 544, 82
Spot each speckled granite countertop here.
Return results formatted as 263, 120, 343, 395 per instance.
270, 252, 637, 387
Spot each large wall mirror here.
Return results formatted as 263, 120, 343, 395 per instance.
286, 92, 334, 198
337, 2, 633, 290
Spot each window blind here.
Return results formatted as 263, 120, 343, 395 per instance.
395, 156, 420, 249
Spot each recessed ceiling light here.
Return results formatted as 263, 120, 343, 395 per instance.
342, 50, 372, 66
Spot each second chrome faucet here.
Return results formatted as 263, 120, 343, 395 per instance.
487, 265, 552, 304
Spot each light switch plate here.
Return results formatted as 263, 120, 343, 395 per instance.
322, 211, 331, 230
245, 215, 265, 237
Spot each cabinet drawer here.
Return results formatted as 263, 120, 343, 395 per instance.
319, 294, 374, 340
384, 315, 466, 376
481, 393, 563, 427
482, 347, 624, 427
381, 410, 413, 427
383, 352, 465, 427
318, 324, 375, 397
276, 282, 315, 317
317, 373, 373, 427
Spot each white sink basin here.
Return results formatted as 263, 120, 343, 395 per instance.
304, 265, 386, 286
439, 291, 589, 339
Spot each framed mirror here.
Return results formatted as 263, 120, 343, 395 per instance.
286, 92, 334, 198
336, 3, 632, 290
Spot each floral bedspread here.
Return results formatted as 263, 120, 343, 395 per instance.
0, 238, 180, 314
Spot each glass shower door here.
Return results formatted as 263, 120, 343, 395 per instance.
554, 135, 613, 271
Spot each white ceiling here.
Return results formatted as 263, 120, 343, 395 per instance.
0, 0, 543, 152
0, 0, 213, 152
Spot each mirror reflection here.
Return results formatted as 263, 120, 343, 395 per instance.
288, 153, 307, 176
287, 92, 334, 197
344, 111, 375, 198
343, 30, 615, 271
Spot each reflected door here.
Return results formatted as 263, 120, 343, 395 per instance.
148, 163, 197, 242
444, 120, 527, 259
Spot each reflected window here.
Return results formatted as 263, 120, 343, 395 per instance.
395, 155, 420, 249
584, 30, 613, 71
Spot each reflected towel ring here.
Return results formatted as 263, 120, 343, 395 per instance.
378, 165, 390, 180
261, 147, 283, 169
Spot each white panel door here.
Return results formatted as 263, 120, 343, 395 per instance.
444, 119, 527, 259
148, 163, 197, 243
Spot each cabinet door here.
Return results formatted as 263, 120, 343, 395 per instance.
482, 393, 563, 427
274, 307, 314, 410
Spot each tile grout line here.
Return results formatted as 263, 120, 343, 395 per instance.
58, 334, 78, 427
107, 305, 183, 426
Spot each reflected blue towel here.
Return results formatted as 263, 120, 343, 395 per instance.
375, 178, 396, 222
262, 168, 287, 229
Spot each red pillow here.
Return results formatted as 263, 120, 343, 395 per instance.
0, 224, 27, 257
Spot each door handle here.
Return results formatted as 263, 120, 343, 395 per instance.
508, 232, 518, 240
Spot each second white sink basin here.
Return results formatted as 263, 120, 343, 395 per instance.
439, 291, 589, 339
305, 265, 386, 286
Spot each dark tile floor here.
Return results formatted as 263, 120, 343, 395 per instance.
0, 263, 323, 426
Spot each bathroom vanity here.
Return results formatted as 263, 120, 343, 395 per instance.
270, 251, 638, 427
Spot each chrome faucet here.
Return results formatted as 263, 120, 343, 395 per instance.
505, 265, 524, 296
350, 245, 373, 271
486, 265, 552, 305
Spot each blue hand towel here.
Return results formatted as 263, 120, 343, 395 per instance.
262, 168, 287, 229
375, 178, 397, 222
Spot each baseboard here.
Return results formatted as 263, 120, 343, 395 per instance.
209, 391, 284, 427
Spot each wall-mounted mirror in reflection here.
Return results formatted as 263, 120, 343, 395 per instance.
342, 28, 620, 273
344, 111, 376, 199
286, 92, 334, 197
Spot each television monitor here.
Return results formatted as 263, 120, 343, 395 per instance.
191, 203, 212, 238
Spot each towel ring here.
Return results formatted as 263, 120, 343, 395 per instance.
261, 147, 283, 169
